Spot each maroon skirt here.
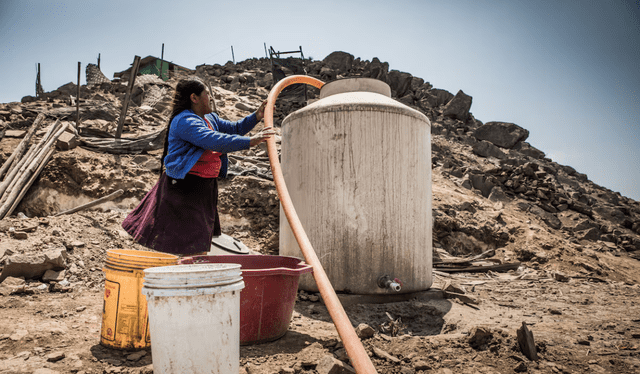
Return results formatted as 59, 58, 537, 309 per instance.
122, 172, 221, 255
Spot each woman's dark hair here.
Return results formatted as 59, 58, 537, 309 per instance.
159, 77, 207, 177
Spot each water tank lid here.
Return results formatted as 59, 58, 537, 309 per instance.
209, 233, 250, 255
319, 78, 391, 99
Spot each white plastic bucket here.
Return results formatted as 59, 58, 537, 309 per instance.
142, 263, 244, 374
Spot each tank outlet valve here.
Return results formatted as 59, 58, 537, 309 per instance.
377, 275, 402, 292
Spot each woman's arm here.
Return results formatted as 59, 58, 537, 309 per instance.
173, 113, 250, 153
213, 100, 266, 135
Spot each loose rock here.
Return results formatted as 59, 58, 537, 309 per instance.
355, 323, 376, 339
316, 355, 356, 374
46, 351, 66, 362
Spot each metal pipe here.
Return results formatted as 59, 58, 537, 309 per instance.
264, 75, 378, 374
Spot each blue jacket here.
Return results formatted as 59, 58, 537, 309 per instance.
164, 109, 258, 179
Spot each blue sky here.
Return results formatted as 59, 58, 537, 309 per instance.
1, 0, 639, 200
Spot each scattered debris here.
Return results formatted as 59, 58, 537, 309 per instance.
380, 312, 405, 337
517, 322, 538, 361
371, 347, 401, 364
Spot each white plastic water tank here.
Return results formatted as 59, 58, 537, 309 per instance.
279, 78, 432, 295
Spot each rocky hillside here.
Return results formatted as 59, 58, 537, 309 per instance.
3, 51, 639, 263
0, 51, 639, 374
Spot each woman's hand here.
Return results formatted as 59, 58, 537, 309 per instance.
249, 127, 276, 147
255, 100, 267, 122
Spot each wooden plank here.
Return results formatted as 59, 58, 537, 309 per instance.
52, 189, 123, 217
433, 249, 496, 265
434, 262, 521, 273
115, 55, 141, 139
7, 147, 55, 217
0, 114, 46, 180
0, 122, 68, 218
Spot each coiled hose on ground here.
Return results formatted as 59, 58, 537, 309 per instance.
263, 75, 378, 374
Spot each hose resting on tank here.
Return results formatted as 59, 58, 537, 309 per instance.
263, 75, 378, 374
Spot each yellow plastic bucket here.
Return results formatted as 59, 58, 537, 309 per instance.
100, 249, 178, 349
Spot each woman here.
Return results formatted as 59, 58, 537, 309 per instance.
122, 77, 274, 255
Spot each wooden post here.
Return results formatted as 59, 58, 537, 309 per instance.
231, 46, 235, 64
0, 122, 69, 219
35, 63, 42, 97
115, 55, 141, 139
0, 113, 46, 181
76, 62, 81, 129
97, 53, 101, 68
7, 147, 55, 218
52, 189, 124, 217
160, 43, 165, 80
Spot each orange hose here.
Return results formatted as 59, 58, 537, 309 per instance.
263, 75, 378, 374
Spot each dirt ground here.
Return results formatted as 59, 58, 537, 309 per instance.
0, 149, 638, 374
1, 224, 639, 374
1, 62, 639, 373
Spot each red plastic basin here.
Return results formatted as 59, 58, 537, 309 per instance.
178, 255, 313, 345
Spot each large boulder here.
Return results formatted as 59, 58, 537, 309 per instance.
55, 82, 78, 96
530, 205, 562, 229
410, 77, 425, 92
473, 140, 507, 159
363, 57, 389, 82
418, 94, 438, 110
488, 186, 511, 202
21, 95, 37, 103
593, 205, 627, 225
473, 121, 529, 149
386, 70, 413, 97
513, 141, 545, 159
575, 227, 601, 241
322, 51, 355, 74
319, 66, 337, 81
468, 172, 496, 198
443, 90, 473, 121
569, 201, 594, 218
429, 89, 454, 106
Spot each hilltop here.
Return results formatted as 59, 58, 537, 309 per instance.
0, 51, 638, 373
